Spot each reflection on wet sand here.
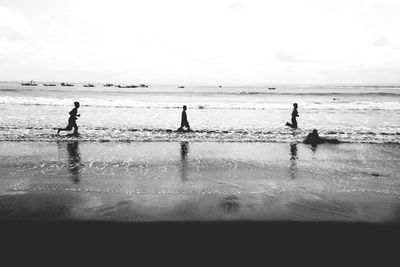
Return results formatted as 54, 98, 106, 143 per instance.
290, 143, 298, 160
311, 144, 318, 153
2, 141, 400, 222
180, 142, 189, 181
66, 141, 82, 184
289, 143, 298, 179
1, 190, 400, 222
220, 195, 240, 214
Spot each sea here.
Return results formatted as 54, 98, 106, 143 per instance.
1, 81, 400, 143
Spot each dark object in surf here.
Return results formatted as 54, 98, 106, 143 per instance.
43, 83, 56, 86
285, 103, 299, 128
61, 82, 74, 86
103, 84, 114, 87
83, 83, 95, 87
178, 86, 185, 88
140, 84, 149, 88
303, 129, 340, 145
268, 87, 276, 90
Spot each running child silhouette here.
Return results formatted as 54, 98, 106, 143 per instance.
285, 103, 299, 128
57, 101, 80, 135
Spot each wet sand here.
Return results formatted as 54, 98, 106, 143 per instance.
1, 141, 399, 222
1, 190, 400, 222
1, 141, 400, 261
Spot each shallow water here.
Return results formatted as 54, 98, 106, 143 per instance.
0, 141, 399, 222
1, 141, 399, 195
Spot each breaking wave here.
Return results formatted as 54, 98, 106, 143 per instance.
1, 96, 400, 110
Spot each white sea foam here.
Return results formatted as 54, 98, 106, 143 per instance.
0, 126, 399, 143
1, 96, 399, 110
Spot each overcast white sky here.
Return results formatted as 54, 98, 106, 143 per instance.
1, 0, 400, 85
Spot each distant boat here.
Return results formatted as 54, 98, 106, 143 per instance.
103, 84, 114, 87
83, 83, 95, 87
178, 86, 185, 88
61, 82, 74, 86
268, 87, 276, 90
139, 84, 148, 88
21, 80, 38, 86
43, 83, 56, 86
117, 84, 139, 88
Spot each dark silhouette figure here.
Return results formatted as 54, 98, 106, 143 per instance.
177, 105, 191, 132
57, 102, 80, 135
285, 103, 299, 128
66, 141, 81, 184
180, 142, 189, 181
289, 143, 298, 179
303, 129, 340, 145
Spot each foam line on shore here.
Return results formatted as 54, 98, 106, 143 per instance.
1, 126, 400, 143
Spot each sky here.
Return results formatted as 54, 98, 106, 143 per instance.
1, 0, 400, 85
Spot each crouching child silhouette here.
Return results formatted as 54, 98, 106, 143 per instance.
177, 105, 191, 132
303, 129, 340, 145
57, 101, 80, 136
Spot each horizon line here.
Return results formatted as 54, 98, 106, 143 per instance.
2, 80, 400, 87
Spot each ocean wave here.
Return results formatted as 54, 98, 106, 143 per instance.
4, 89, 400, 97
1, 96, 400, 110
236, 92, 400, 97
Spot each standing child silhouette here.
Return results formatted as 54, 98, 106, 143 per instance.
285, 103, 299, 128
57, 101, 80, 135
177, 105, 191, 132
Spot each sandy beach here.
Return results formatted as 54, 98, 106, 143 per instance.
1, 141, 399, 222
3, 1, 400, 259
4, 0, 400, 260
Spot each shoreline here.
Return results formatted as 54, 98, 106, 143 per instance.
1, 130, 400, 143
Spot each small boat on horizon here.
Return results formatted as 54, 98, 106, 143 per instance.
43, 83, 56, 86
117, 84, 139, 88
178, 86, 185, 88
268, 87, 276, 90
61, 82, 74, 86
21, 80, 38, 86
83, 83, 95, 87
